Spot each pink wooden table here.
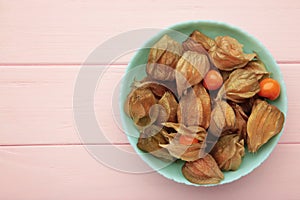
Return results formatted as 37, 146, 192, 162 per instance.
1, 0, 299, 199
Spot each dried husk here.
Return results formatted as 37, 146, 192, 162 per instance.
138, 76, 179, 97
247, 100, 285, 152
244, 60, 270, 80
137, 125, 174, 161
229, 103, 248, 141
211, 134, 245, 171
160, 122, 207, 161
216, 69, 260, 103
146, 35, 183, 81
177, 91, 203, 127
132, 79, 170, 98
125, 87, 157, 128
156, 92, 178, 124
193, 83, 211, 129
177, 84, 211, 129
162, 122, 207, 142
189, 30, 216, 51
209, 36, 256, 71
209, 101, 236, 137
160, 140, 205, 161
175, 51, 210, 96
182, 37, 208, 54
182, 154, 224, 185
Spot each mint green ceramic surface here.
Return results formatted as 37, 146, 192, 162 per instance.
119, 21, 287, 186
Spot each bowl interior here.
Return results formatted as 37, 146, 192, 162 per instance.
119, 21, 287, 186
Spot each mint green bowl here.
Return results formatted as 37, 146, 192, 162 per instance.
119, 21, 287, 186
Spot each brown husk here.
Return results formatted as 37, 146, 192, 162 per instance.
160, 141, 205, 162
182, 154, 224, 184
146, 35, 183, 81
247, 99, 285, 152
132, 79, 171, 98
216, 69, 260, 103
177, 84, 211, 129
160, 123, 207, 161
244, 60, 270, 80
211, 134, 245, 171
209, 36, 256, 71
229, 102, 248, 141
125, 87, 157, 128
182, 37, 208, 54
189, 30, 216, 51
208, 101, 236, 137
175, 51, 210, 96
156, 92, 178, 124
193, 83, 211, 129
162, 122, 207, 142
137, 125, 175, 161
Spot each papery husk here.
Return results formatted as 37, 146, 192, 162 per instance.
229, 102, 248, 141
193, 83, 211, 129
244, 60, 270, 80
160, 123, 207, 161
209, 36, 256, 71
216, 69, 260, 103
162, 122, 207, 142
177, 84, 211, 129
139, 77, 178, 98
182, 37, 208, 54
125, 87, 157, 128
175, 51, 210, 96
189, 30, 216, 51
156, 92, 178, 124
247, 99, 285, 153
146, 35, 183, 81
211, 134, 245, 171
160, 140, 205, 162
132, 79, 171, 98
208, 101, 236, 137
137, 125, 175, 161
177, 91, 203, 127
182, 154, 224, 185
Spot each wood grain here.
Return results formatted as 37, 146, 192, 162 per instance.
0, 64, 298, 145
0, 144, 299, 200
0, 0, 299, 64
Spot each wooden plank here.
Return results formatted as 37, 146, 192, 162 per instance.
0, 144, 299, 199
0, 64, 298, 145
0, 0, 299, 64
